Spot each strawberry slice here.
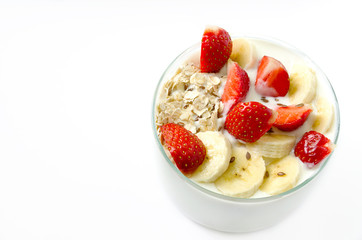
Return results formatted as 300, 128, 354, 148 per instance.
160, 123, 206, 174
255, 56, 290, 97
224, 101, 276, 143
221, 62, 250, 113
200, 26, 232, 73
294, 131, 334, 168
273, 104, 313, 131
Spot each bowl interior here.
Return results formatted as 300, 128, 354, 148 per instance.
152, 36, 340, 203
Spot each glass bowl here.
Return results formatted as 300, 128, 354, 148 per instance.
152, 36, 340, 232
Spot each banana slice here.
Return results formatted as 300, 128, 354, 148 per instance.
246, 134, 296, 159
230, 38, 257, 69
260, 155, 301, 195
288, 64, 317, 104
191, 131, 232, 183
214, 145, 265, 198
262, 157, 275, 166
313, 97, 334, 133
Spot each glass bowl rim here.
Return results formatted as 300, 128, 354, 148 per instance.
152, 35, 340, 203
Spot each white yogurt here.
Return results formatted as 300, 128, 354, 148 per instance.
157, 37, 339, 198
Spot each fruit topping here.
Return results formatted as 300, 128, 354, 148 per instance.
214, 146, 265, 198
273, 104, 313, 131
259, 155, 301, 195
246, 134, 296, 159
160, 123, 206, 174
313, 97, 334, 134
294, 131, 334, 168
221, 61, 250, 113
255, 56, 289, 97
191, 131, 232, 183
230, 38, 256, 69
200, 26, 232, 73
288, 64, 317, 104
224, 101, 276, 143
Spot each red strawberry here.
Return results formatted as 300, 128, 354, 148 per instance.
160, 123, 206, 174
200, 26, 232, 73
225, 101, 276, 143
255, 56, 290, 97
294, 131, 334, 168
273, 104, 313, 131
221, 62, 250, 113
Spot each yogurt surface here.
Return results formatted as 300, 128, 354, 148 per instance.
155, 36, 338, 199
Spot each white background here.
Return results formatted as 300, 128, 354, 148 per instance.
0, 0, 361, 239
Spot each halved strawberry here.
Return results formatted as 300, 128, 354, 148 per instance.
221, 62, 250, 113
200, 26, 232, 73
294, 131, 334, 168
160, 123, 206, 174
273, 104, 312, 131
224, 101, 276, 143
255, 56, 290, 97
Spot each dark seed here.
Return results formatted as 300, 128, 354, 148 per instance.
295, 103, 304, 107
261, 98, 269, 103
183, 104, 189, 109
242, 168, 246, 171
211, 92, 219, 98
277, 172, 286, 176
277, 103, 287, 107
275, 98, 279, 102
230, 157, 235, 163
246, 152, 251, 160
264, 171, 269, 178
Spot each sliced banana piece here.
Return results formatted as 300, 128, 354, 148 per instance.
288, 64, 317, 104
214, 146, 265, 198
260, 155, 301, 195
313, 97, 334, 133
191, 131, 232, 183
246, 134, 296, 159
230, 38, 257, 69
262, 157, 275, 166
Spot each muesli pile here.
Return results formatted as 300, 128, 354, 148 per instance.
155, 64, 225, 133
155, 26, 335, 198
